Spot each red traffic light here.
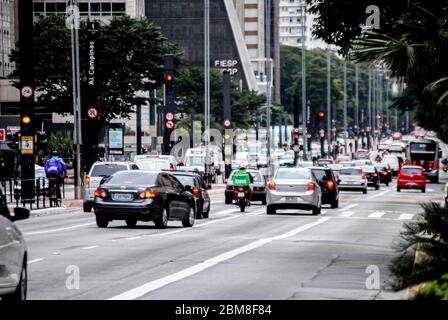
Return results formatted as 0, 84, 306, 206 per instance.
293, 133, 299, 139
318, 111, 325, 118
165, 72, 174, 82
383, 113, 387, 119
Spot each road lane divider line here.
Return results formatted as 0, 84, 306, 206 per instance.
108, 217, 331, 300
398, 213, 414, 220
28, 258, 44, 264
368, 211, 387, 218
81, 245, 99, 250
339, 210, 355, 217
340, 204, 358, 211
24, 222, 95, 236
367, 189, 390, 199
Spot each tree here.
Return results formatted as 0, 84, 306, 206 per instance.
173, 66, 266, 132
10, 15, 181, 172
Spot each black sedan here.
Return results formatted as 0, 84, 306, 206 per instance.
362, 165, 381, 190
172, 171, 211, 219
93, 171, 196, 229
310, 167, 339, 208
374, 164, 392, 186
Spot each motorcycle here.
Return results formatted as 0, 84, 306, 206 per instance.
234, 186, 250, 212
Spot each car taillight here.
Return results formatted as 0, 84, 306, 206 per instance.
327, 180, 334, 190
383, 171, 388, 176
84, 176, 90, 184
373, 172, 378, 177
192, 187, 200, 197
387, 169, 391, 173
237, 187, 245, 192
268, 181, 276, 190
361, 172, 366, 178
433, 161, 438, 170
139, 191, 157, 199
307, 182, 315, 191
94, 189, 107, 198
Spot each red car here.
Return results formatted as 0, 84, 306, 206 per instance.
397, 166, 426, 193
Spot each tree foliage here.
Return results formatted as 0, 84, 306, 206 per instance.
173, 66, 266, 131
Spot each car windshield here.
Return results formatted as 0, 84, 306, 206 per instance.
135, 159, 170, 170
298, 162, 313, 168
185, 156, 205, 166
90, 164, 128, 177
339, 162, 355, 167
402, 168, 422, 174
105, 172, 157, 185
382, 157, 398, 166
275, 170, 309, 180
361, 166, 375, 173
173, 175, 196, 187
340, 168, 362, 176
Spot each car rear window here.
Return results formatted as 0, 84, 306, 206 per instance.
91, 164, 128, 177
173, 175, 196, 187
340, 168, 362, 176
105, 172, 157, 185
135, 159, 170, 170
401, 168, 422, 174
361, 166, 375, 173
275, 170, 309, 180
312, 169, 331, 181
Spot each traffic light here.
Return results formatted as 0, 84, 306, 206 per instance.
293, 132, 299, 140
163, 54, 176, 155
318, 111, 325, 119
376, 114, 381, 120
383, 113, 387, 119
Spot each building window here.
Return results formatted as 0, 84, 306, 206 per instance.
112, 3, 126, 15
90, 3, 101, 16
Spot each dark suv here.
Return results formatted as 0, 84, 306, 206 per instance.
362, 165, 381, 190
310, 167, 339, 208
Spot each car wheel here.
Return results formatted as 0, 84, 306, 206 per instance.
397, 188, 401, 192
375, 184, 380, 190
267, 206, 276, 215
202, 208, 209, 219
182, 205, 195, 227
83, 202, 92, 213
2, 258, 27, 301
386, 182, 389, 186
125, 219, 137, 228
155, 207, 168, 229
331, 199, 339, 209
422, 188, 426, 193
312, 206, 321, 215
363, 189, 367, 194
96, 216, 109, 228
261, 196, 267, 205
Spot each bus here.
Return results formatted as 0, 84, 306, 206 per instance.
407, 139, 442, 183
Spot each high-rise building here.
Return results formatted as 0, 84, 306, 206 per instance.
278, 0, 306, 47
0, 0, 15, 78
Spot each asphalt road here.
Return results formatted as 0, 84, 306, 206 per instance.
15, 178, 446, 300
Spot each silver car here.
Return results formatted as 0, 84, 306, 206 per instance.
338, 167, 368, 194
83, 162, 138, 212
266, 168, 322, 215
0, 187, 30, 300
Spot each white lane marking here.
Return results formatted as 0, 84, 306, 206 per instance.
368, 211, 387, 218
339, 210, 355, 217
368, 189, 390, 199
24, 222, 95, 236
52, 252, 60, 255
320, 210, 328, 215
30, 205, 67, 213
398, 214, 414, 220
340, 204, 358, 211
28, 258, 44, 264
108, 217, 331, 300
212, 208, 240, 216
126, 236, 142, 241
81, 245, 99, 250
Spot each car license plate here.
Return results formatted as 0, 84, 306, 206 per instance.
238, 192, 245, 197
286, 197, 297, 201
112, 193, 133, 201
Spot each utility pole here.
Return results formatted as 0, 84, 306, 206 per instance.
204, 0, 211, 182
136, 104, 142, 155
265, 0, 273, 175
68, 0, 82, 199
301, 6, 307, 160
326, 48, 331, 148
355, 65, 359, 143
343, 61, 347, 155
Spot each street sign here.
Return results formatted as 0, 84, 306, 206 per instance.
108, 126, 124, 156
20, 86, 33, 99
21, 135, 33, 154
165, 112, 174, 121
0, 129, 5, 142
166, 120, 174, 129
224, 119, 231, 127
7, 126, 20, 134
87, 107, 99, 119
293, 144, 299, 152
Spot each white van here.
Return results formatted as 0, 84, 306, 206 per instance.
133, 154, 174, 171
184, 147, 222, 175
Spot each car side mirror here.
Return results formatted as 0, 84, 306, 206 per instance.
10, 207, 30, 222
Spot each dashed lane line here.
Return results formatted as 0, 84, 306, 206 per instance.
28, 258, 44, 264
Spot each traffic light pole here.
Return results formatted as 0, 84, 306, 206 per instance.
18, 0, 35, 203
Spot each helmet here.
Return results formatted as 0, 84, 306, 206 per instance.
51, 150, 60, 157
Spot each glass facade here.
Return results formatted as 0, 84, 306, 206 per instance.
33, 1, 127, 18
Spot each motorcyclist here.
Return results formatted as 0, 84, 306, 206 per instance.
232, 162, 253, 202
44, 151, 68, 199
